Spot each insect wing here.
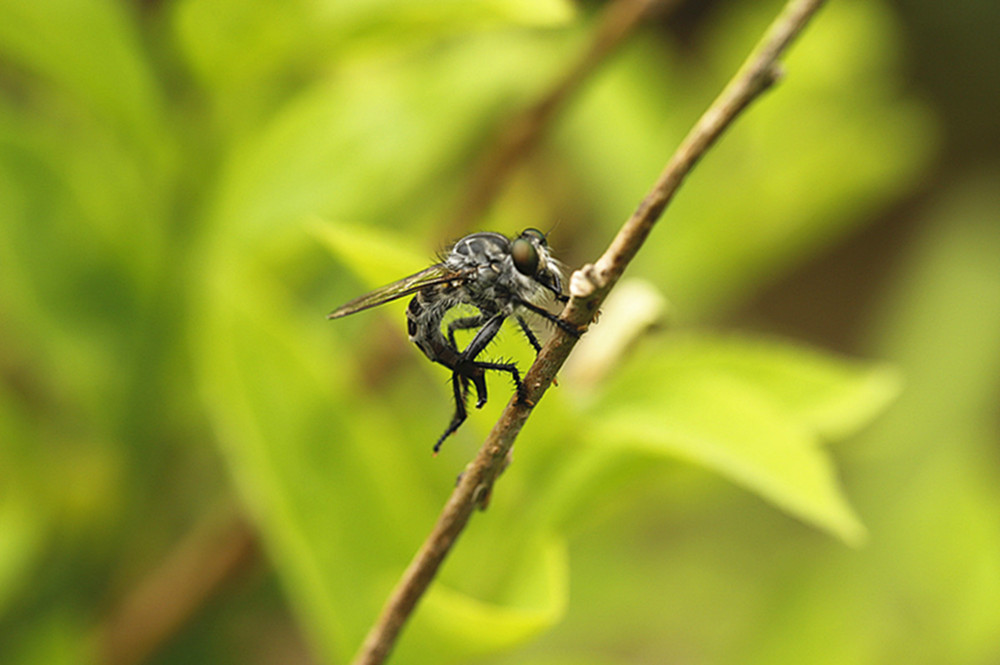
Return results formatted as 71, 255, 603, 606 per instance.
327, 264, 472, 319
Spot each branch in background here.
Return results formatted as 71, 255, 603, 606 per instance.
350, 1, 829, 664
96, 505, 259, 665
445, 0, 668, 236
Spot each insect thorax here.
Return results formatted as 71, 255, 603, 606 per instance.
445, 232, 546, 310
405, 230, 558, 367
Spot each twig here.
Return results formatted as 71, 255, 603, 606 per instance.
350, 1, 828, 664
96, 505, 260, 665
445, 0, 668, 236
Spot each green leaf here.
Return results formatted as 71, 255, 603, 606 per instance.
175, 0, 575, 144
650, 335, 903, 442
311, 218, 430, 290
0, 0, 165, 156
175, 0, 574, 90
0, 492, 45, 618
196, 251, 392, 661
205, 26, 573, 237
4, 610, 91, 665
402, 534, 569, 660
586, 334, 893, 544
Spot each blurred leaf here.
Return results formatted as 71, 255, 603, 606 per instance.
206, 34, 569, 236
0, 109, 172, 454
402, 534, 569, 660
586, 335, 888, 544
174, 0, 575, 135
311, 218, 430, 290
0, 0, 166, 158
175, 0, 573, 87
851, 173, 1000, 661
868, 173, 1000, 444
4, 611, 91, 665
650, 335, 902, 442
196, 250, 380, 661
0, 104, 169, 290
0, 491, 44, 618
173, 0, 314, 90
732, 174, 1000, 665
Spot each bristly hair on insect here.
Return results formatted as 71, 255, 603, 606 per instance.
328, 228, 579, 453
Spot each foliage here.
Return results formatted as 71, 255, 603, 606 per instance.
4, 0, 997, 664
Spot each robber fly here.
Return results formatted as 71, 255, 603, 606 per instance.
328, 228, 579, 453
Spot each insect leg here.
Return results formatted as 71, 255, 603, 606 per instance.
455, 312, 507, 408
515, 312, 565, 388
435, 370, 469, 454
445, 312, 492, 407
471, 359, 525, 402
459, 312, 506, 359
543, 282, 569, 303
447, 313, 491, 350
458, 313, 530, 403
515, 315, 543, 354
514, 298, 581, 338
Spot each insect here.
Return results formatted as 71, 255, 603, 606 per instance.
328, 228, 579, 453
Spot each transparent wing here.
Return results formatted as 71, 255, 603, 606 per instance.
327, 264, 473, 319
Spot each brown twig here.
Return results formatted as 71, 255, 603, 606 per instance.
350, 1, 828, 664
96, 504, 260, 665
445, 0, 668, 236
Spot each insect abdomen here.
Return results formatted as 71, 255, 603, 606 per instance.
406, 296, 422, 339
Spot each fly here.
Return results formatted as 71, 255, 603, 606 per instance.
328, 228, 579, 453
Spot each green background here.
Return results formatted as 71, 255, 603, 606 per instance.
1, 0, 998, 663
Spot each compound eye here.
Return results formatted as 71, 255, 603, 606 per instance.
521, 228, 547, 245
511, 237, 539, 276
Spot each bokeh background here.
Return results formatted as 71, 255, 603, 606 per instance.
2, 0, 998, 664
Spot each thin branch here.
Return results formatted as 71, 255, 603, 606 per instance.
445, 0, 668, 236
96, 505, 260, 665
350, 1, 828, 664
